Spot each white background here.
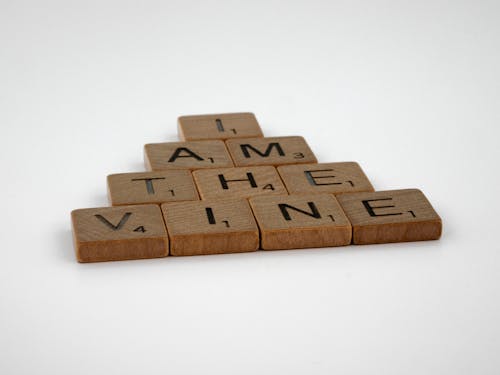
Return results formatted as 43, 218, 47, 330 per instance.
1, 1, 499, 374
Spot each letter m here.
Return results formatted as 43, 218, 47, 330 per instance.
240, 142, 285, 158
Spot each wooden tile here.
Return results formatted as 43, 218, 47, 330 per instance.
336, 189, 442, 245
278, 162, 374, 195
178, 112, 264, 141
249, 194, 352, 250
225, 136, 317, 167
161, 199, 259, 256
144, 140, 233, 171
192, 166, 287, 200
71, 204, 169, 262
107, 171, 199, 206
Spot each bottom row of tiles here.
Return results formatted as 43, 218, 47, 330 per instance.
71, 189, 442, 262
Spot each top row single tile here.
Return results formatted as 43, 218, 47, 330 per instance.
178, 112, 264, 141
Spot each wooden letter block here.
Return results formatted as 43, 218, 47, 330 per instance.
107, 171, 199, 206
278, 162, 374, 195
249, 194, 352, 250
161, 199, 259, 256
225, 136, 317, 167
193, 166, 287, 200
178, 112, 264, 141
71, 205, 169, 262
144, 140, 233, 171
337, 189, 442, 244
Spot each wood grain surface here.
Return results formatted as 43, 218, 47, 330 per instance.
178, 112, 264, 141
225, 136, 317, 167
144, 140, 233, 171
337, 189, 442, 244
277, 162, 374, 195
162, 199, 259, 256
71, 204, 169, 262
107, 170, 199, 206
192, 166, 288, 200
249, 194, 352, 250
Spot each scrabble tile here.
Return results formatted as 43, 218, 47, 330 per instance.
178, 112, 264, 141
71, 204, 169, 262
161, 199, 259, 256
336, 189, 442, 244
225, 136, 317, 167
249, 194, 352, 250
277, 162, 374, 195
193, 166, 287, 200
107, 171, 199, 206
144, 140, 233, 171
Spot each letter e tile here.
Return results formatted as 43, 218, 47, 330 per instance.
278, 162, 374, 195
336, 189, 442, 244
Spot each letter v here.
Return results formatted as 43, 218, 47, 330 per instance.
94, 212, 132, 230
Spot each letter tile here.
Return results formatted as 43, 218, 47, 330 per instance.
278, 162, 374, 195
178, 112, 264, 141
107, 171, 199, 206
162, 199, 259, 256
192, 166, 287, 200
336, 189, 442, 244
71, 205, 169, 262
249, 194, 352, 250
144, 140, 233, 171
225, 136, 317, 167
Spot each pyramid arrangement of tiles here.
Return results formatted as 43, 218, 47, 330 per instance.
71, 112, 442, 262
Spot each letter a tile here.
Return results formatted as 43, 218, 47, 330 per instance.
225, 136, 317, 167
144, 140, 233, 171
71, 205, 169, 262
162, 199, 259, 256
178, 112, 264, 141
336, 189, 442, 244
249, 194, 352, 250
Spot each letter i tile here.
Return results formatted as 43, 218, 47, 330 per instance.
161, 199, 259, 256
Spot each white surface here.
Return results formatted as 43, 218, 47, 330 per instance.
1, 1, 499, 374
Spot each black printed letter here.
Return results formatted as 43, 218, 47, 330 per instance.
205, 207, 216, 224
218, 172, 257, 190
304, 169, 341, 186
278, 202, 321, 221
168, 147, 204, 162
240, 143, 285, 158
362, 198, 402, 217
131, 177, 166, 194
94, 212, 132, 230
